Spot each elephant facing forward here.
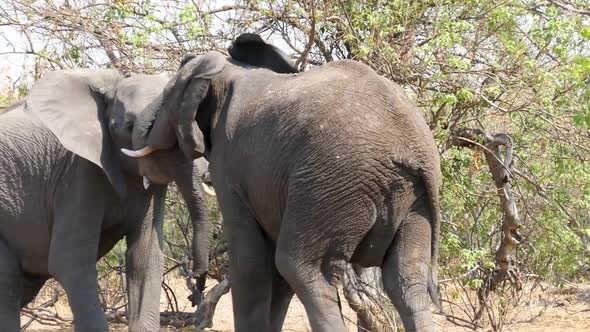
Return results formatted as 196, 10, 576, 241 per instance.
0, 71, 210, 331
127, 34, 442, 332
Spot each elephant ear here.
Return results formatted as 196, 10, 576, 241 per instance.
228, 33, 299, 74
24, 69, 128, 197
146, 51, 226, 160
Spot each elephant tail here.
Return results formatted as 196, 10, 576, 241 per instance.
423, 168, 442, 311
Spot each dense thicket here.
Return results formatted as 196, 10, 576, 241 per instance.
1, 0, 588, 329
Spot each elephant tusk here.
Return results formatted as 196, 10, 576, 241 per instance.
202, 183, 217, 196
121, 146, 156, 158
142, 176, 152, 190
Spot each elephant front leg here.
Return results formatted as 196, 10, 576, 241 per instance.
48, 195, 108, 332
0, 238, 23, 331
126, 185, 167, 332
220, 195, 276, 332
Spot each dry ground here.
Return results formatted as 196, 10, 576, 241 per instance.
24, 281, 590, 331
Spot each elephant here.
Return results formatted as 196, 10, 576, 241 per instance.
0, 70, 211, 332
125, 33, 442, 332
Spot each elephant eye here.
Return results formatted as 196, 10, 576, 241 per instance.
125, 120, 134, 132
125, 114, 137, 133
109, 119, 117, 132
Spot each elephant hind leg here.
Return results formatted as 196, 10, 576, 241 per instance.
0, 238, 23, 331
381, 196, 435, 332
269, 269, 294, 332
274, 198, 373, 332
275, 247, 347, 332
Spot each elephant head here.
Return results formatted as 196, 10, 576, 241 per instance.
25, 69, 129, 196
24, 69, 198, 195
24, 69, 211, 285
123, 33, 298, 162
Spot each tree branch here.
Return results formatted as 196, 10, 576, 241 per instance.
451, 128, 523, 293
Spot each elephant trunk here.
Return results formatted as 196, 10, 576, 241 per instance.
124, 53, 227, 161
126, 185, 167, 332
124, 88, 177, 159
175, 161, 211, 297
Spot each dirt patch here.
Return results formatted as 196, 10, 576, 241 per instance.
435, 283, 590, 332
23, 282, 590, 331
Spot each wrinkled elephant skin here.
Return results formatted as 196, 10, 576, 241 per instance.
0, 72, 210, 332
129, 33, 442, 332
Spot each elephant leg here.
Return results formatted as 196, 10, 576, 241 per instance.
126, 185, 166, 332
221, 197, 275, 332
269, 269, 294, 332
0, 238, 22, 331
49, 244, 107, 332
273, 180, 382, 332
20, 275, 48, 308
275, 248, 346, 332
381, 197, 434, 332
49, 178, 108, 332
275, 216, 350, 331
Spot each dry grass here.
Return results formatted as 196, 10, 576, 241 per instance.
23, 280, 590, 331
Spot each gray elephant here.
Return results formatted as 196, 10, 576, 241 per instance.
0, 70, 210, 332
125, 34, 442, 332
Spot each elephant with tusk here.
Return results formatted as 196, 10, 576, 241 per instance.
0, 71, 211, 332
